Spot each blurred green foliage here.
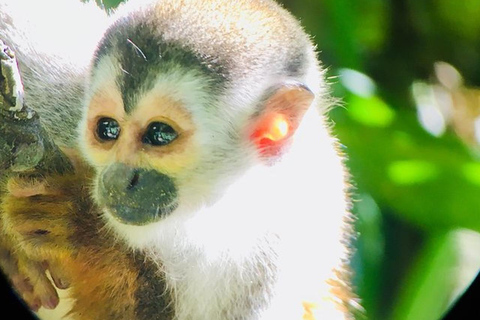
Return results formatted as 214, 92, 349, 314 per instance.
280, 1, 480, 319
95, 0, 480, 319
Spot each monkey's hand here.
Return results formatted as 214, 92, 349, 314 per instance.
0, 170, 91, 311
0, 233, 67, 311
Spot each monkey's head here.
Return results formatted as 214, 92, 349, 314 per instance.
78, 0, 325, 242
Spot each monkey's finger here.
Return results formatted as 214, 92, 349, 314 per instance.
0, 248, 42, 312
10, 274, 34, 294
31, 263, 59, 310
21, 289, 42, 312
45, 261, 71, 289
0, 244, 40, 302
0, 244, 33, 294
18, 259, 59, 310
0, 242, 59, 310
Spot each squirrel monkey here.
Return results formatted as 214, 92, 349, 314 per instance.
0, 0, 358, 319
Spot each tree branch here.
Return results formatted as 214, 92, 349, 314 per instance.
0, 40, 73, 175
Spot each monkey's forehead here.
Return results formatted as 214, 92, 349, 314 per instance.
92, 0, 315, 90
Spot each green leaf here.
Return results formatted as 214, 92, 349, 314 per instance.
388, 160, 439, 185
347, 95, 396, 128
462, 162, 480, 186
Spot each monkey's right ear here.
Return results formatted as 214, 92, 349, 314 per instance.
247, 83, 314, 159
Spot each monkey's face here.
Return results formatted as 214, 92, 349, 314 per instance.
83, 94, 191, 226
79, 54, 249, 228
80, 60, 209, 226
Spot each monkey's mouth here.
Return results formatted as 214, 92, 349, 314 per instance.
96, 163, 179, 226
103, 201, 179, 226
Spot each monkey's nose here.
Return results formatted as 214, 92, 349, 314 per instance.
98, 163, 178, 225
127, 170, 140, 190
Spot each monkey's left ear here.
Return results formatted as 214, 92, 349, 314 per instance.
248, 83, 314, 159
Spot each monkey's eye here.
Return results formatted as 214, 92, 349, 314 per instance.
143, 122, 178, 146
96, 117, 121, 141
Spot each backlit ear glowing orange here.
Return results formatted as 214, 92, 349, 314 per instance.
248, 83, 314, 159
252, 113, 290, 142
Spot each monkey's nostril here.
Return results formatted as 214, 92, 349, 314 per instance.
127, 171, 140, 190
